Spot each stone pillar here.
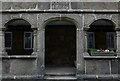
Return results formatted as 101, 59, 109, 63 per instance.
83, 28, 89, 52
32, 29, 38, 55
37, 28, 45, 79
0, 28, 7, 56
116, 31, 120, 56
76, 28, 85, 76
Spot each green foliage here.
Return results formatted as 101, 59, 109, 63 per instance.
88, 48, 97, 52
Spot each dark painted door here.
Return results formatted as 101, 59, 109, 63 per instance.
45, 25, 76, 67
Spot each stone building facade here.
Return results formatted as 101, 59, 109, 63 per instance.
0, 1, 120, 81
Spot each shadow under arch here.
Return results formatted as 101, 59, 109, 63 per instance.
5, 19, 32, 29
88, 19, 116, 30
5, 19, 33, 55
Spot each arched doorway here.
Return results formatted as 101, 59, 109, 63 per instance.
45, 20, 76, 68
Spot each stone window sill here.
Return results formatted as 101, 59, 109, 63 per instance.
1, 55, 37, 59
83, 52, 120, 59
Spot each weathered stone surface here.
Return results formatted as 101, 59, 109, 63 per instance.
10, 14, 20, 19
38, 2, 50, 10
86, 60, 110, 74
77, 30, 85, 74
2, 2, 12, 10
84, 14, 95, 28
52, 2, 69, 9
111, 60, 118, 74
71, 2, 83, 9
71, 2, 118, 10
2, 14, 11, 28
111, 14, 118, 27
9, 59, 36, 75
96, 14, 111, 20
12, 2, 36, 9
21, 13, 37, 28
2, 59, 10, 75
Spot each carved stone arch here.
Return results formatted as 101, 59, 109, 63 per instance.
84, 14, 96, 29
111, 19, 118, 28
96, 14, 112, 21
86, 18, 96, 29
42, 16, 78, 29
110, 15, 118, 29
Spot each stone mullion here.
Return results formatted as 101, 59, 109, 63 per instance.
32, 29, 37, 55
116, 31, 120, 56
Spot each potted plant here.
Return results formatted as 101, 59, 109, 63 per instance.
88, 48, 117, 56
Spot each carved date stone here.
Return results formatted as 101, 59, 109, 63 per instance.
52, 2, 69, 9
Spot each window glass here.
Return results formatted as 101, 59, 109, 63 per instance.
24, 32, 33, 49
87, 32, 95, 48
107, 32, 116, 48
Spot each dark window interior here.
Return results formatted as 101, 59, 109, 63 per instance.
5, 19, 33, 55
5, 32, 12, 49
87, 19, 116, 50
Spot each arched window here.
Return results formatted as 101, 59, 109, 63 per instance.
87, 19, 116, 55
5, 19, 33, 55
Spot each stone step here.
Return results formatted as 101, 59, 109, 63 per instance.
45, 73, 75, 76
44, 76, 77, 80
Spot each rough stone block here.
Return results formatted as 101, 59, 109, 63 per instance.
2, 59, 10, 75
71, 2, 83, 9
21, 13, 37, 28
52, 2, 69, 9
38, 2, 50, 10
111, 60, 118, 74
111, 14, 118, 27
2, 2, 12, 10
10, 14, 20, 19
10, 59, 36, 75
84, 14, 95, 27
86, 60, 110, 74
71, 2, 118, 10
2, 14, 11, 26
12, 2, 36, 9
